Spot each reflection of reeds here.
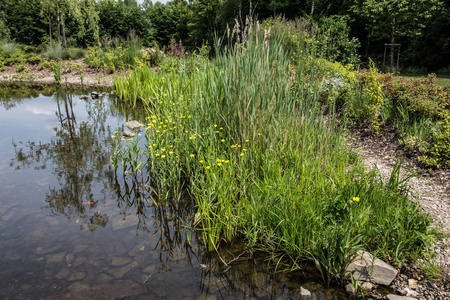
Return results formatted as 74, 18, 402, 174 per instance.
113, 19, 432, 286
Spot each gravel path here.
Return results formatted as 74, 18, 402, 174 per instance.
351, 134, 450, 298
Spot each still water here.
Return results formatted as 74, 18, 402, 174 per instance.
0, 85, 346, 299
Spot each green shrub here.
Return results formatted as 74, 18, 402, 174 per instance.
44, 43, 64, 60
38, 60, 51, 70
25, 54, 42, 65
391, 74, 443, 119
0, 41, 20, 55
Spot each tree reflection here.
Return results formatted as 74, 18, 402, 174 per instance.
9, 89, 115, 231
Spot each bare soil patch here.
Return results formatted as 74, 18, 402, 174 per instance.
0, 60, 118, 88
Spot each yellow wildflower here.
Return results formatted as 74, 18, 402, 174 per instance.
190, 154, 195, 158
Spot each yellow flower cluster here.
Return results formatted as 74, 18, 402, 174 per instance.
350, 197, 360, 203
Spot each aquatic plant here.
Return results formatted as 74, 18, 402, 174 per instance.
112, 20, 432, 286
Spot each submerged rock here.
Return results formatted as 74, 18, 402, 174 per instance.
91, 91, 99, 99
112, 214, 139, 231
123, 130, 134, 137
126, 120, 141, 131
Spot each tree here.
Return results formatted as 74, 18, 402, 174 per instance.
0, 0, 12, 40
352, 0, 443, 71
40, 0, 99, 47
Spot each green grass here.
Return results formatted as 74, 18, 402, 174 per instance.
113, 24, 433, 287
395, 75, 450, 87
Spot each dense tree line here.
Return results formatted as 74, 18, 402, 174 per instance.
0, 0, 449, 72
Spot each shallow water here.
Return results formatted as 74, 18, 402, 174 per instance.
0, 86, 348, 299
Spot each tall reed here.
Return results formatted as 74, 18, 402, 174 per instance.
113, 19, 432, 286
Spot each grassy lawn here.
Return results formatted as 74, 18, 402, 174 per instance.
395, 74, 450, 86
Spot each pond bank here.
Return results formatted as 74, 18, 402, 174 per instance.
1, 79, 449, 299
349, 127, 450, 299
0, 60, 116, 88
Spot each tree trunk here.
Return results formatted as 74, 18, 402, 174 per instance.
61, 14, 67, 48
311, 0, 315, 18
48, 13, 52, 47
56, 3, 61, 44
390, 18, 395, 73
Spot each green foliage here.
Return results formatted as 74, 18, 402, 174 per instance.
44, 43, 64, 60
113, 23, 432, 287
343, 60, 385, 133
51, 61, 61, 84
261, 16, 359, 66
318, 15, 360, 65
84, 37, 142, 73
390, 74, 444, 119
420, 107, 450, 168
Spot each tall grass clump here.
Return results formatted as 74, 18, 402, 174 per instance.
113, 19, 432, 286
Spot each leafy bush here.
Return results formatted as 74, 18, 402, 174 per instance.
0, 41, 19, 55
390, 74, 444, 120
85, 33, 143, 72
44, 43, 64, 60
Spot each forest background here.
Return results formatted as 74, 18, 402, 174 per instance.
0, 0, 449, 74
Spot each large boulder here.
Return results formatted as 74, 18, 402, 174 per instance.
346, 251, 398, 286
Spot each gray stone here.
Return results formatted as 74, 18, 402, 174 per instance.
68, 281, 90, 292
80, 95, 89, 100
68, 272, 86, 281
386, 294, 418, 300
404, 287, 419, 297
196, 295, 217, 300
123, 130, 134, 137
65, 253, 75, 264
346, 250, 398, 286
143, 265, 156, 274
93, 273, 113, 285
47, 252, 66, 264
73, 244, 88, 253
345, 283, 356, 296
112, 215, 139, 231
55, 268, 70, 279
111, 257, 132, 266
36, 244, 62, 255
128, 244, 146, 257
126, 120, 141, 131
48, 282, 145, 299
107, 261, 139, 279
408, 278, 418, 289
91, 91, 99, 99
299, 287, 312, 299
360, 281, 374, 292
72, 256, 87, 267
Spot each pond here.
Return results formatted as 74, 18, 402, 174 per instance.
0, 85, 348, 299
